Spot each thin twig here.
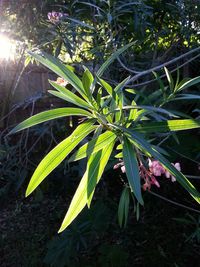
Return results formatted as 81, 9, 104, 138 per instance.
185, 175, 200, 180
117, 57, 140, 74
148, 190, 200, 214
129, 53, 200, 88
126, 46, 200, 86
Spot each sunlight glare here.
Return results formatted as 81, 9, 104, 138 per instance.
0, 34, 16, 60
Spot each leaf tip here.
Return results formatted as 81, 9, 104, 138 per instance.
25, 189, 30, 198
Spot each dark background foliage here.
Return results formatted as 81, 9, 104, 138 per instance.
0, 1, 200, 266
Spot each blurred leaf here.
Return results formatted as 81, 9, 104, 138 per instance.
164, 67, 174, 92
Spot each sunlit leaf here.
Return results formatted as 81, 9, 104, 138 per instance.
28, 50, 87, 99
69, 130, 117, 162
82, 68, 94, 100
164, 67, 174, 92
49, 80, 92, 109
132, 119, 200, 133
58, 141, 115, 232
26, 120, 96, 196
9, 108, 93, 134
176, 76, 200, 92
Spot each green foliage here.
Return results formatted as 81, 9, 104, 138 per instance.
10, 46, 200, 232
174, 214, 200, 244
44, 201, 113, 267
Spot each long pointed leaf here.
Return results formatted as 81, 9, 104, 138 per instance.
82, 68, 94, 99
133, 119, 200, 133
123, 136, 143, 205
120, 127, 200, 203
29, 50, 87, 99
49, 80, 92, 109
9, 108, 93, 134
118, 187, 130, 228
176, 76, 200, 92
58, 141, 115, 232
26, 120, 96, 196
69, 130, 117, 162
96, 42, 135, 77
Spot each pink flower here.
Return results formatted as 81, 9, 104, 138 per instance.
113, 161, 126, 173
151, 176, 160, 188
165, 162, 181, 182
121, 165, 126, 173
148, 159, 165, 177
47, 11, 67, 23
143, 181, 151, 191
113, 158, 181, 191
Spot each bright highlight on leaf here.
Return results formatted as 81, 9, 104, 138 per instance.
9, 108, 93, 134
26, 120, 96, 196
58, 141, 115, 233
69, 130, 117, 162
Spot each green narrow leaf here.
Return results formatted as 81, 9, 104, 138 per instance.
110, 105, 177, 117
58, 141, 115, 232
169, 94, 200, 101
164, 67, 174, 92
9, 108, 93, 134
133, 119, 200, 133
176, 76, 200, 92
65, 17, 95, 29
97, 42, 135, 77
28, 51, 87, 100
174, 68, 180, 91
115, 152, 123, 158
122, 136, 143, 205
114, 76, 130, 94
26, 120, 96, 197
126, 100, 138, 127
82, 68, 94, 99
116, 144, 122, 150
49, 80, 92, 109
96, 88, 103, 108
118, 187, 130, 228
152, 71, 166, 98
69, 131, 117, 162
122, 128, 200, 204
98, 78, 114, 97
124, 188, 130, 226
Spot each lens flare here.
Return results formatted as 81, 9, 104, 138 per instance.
0, 34, 16, 60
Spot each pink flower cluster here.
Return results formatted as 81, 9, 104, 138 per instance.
149, 159, 181, 183
47, 11, 67, 23
114, 158, 181, 191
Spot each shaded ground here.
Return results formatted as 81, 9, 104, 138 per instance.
1, 174, 200, 267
